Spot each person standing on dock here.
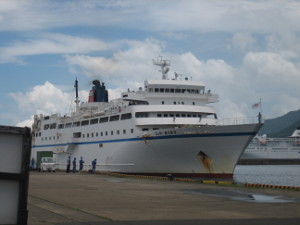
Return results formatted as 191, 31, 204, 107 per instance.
66, 156, 71, 173
91, 159, 97, 173
79, 157, 84, 171
72, 157, 77, 173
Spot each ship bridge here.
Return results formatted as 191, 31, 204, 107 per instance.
145, 79, 205, 94
121, 79, 218, 105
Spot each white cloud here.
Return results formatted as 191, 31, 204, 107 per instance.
10, 81, 122, 127
270, 94, 300, 118
1, 0, 300, 34
65, 38, 164, 88
240, 51, 300, 118
9, 80, 92, 126
231, 32, 256, 51
16, 117, 34, 128
10, 82, 74, 123
0, 33, 116, 63
243, 51, 300, 84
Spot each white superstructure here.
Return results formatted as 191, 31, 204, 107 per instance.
241, 127, 300, 161
31, 58, 262, 178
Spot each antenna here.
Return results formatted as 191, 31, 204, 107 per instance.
74, 78, 80, 111
152, 56, 170, 80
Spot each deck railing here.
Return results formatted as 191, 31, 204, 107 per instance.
215, 116, 262, 126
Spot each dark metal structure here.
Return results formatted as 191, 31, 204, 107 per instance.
0, 126, 31, 225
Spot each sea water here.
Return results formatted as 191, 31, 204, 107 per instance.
233, 165, 300, 187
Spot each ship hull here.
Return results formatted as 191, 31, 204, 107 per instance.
32, 123, 262, 179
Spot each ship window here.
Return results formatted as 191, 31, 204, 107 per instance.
65, 123, 72, 128
163, 114, 168, 117
157, 114, 162, 117
50, 123, 57, 129
96, 132, 98, 137
193, 114, 197, 117
170, 114, 174, 117
117, 130, 120, 135
101, 132, 103, 136
39, 132, 41, 136
193, 102, 195, 105
91, 133, 94, 137
49, 137, 51, 140
181, 114, 186, 117
160, 88, 164, 92
105, 131, 108, 136
131, 129, 134, 133
58, 124, 64, 129
162, 101, 164, 104
87, 133, 89, 138
111, 131, 113, 135
90, 118, 99, 124
154, 88, 159, 92
187, 114, 191, 117
123, 94, 128, 97
73, 132, 81, 138
136, 112, 148, 118
72, 121, 80, 127
44, 116, 50, 120
123, 129, 126, 134
53, 136, 55, 140
41, 137, 44, 141
142, 128, 149, 131
45, 137, 47, 141
181, 89, 186, 93
175, 89, 180, 93
57, 136, 59, 139
170, 89, 174, 92
82, 134, 85, 138
176, 114, 180, 117
121, 113, 132, 120
165, 88, 169, 93
182, 102, 184, 105
149, 88, 153, 92
100, 117, 109, 123
110, 115, 120, 121
173, 101, 176, 105
81, 120, 89, 126
44, 124, 49, 130
153, 128, 159, 130
195, 90, 199, 94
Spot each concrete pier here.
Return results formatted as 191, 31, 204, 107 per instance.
28, 172, 300, 225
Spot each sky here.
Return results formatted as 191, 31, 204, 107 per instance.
1, 0, 300, 127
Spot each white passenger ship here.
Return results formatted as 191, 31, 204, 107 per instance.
240, 127, 300, 163
31, 58, 262, 178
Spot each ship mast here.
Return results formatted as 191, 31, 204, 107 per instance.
74, 78, 80, 111
153, 56, 170, 80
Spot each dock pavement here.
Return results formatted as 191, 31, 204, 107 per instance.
28, 171, 300, 225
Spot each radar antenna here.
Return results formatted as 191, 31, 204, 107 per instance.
152, 56, 170, 80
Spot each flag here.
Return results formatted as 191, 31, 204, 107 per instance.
252, 102, 260, 109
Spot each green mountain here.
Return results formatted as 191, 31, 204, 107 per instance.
258, 109, 300, 137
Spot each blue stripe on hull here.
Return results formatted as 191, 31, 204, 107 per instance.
32, 131, 256, 148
